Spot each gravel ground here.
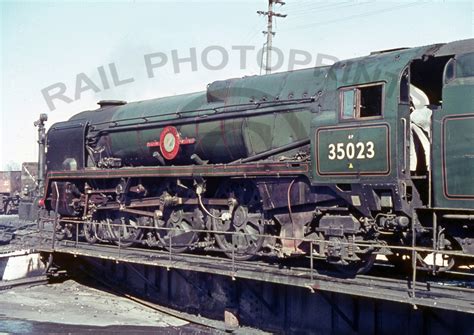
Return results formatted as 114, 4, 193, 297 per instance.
0, 280, 216, 334
0, 280, 187, 327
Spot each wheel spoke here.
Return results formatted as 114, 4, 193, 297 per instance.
107, 213, 143, 247
213, 181, 265, 261
157, 209, 201, 253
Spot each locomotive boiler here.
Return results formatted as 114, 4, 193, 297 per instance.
41, 39, 474, 275
49, 71, 318, 169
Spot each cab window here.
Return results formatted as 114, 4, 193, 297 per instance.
340, 83, 384, 119
342, 89, 355, 118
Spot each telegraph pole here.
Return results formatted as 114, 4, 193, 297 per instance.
257, 0, 287, 74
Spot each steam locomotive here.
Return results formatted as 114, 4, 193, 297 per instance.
41, 39, 474, 274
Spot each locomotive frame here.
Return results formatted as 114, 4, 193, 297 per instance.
40, 39, 474, 275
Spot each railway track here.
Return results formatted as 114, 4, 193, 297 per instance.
32, 238, 474, 314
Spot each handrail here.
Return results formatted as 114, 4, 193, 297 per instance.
401, 117, 407, 174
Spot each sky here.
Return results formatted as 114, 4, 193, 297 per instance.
1, 0, 473, 170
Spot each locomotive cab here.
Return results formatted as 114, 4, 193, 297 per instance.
312, 40, 474, 215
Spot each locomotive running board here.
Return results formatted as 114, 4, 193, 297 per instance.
45, 162, 310, 181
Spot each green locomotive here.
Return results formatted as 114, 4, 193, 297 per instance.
42, 39, 474, 274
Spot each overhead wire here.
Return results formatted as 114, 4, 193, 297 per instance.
287, 1, 375, 19
286, 2, 422, 31
249, 22, 269, 44
285, 1, 353, 15
242, 20, 265, 43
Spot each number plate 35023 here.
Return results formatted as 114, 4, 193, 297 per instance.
315, 124, 390, 176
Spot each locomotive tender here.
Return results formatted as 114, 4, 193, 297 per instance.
42, 39, 474, 274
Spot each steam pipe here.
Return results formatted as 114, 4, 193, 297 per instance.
229, 138, 310, 164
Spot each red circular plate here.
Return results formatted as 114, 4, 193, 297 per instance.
159, 126, 181, 160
